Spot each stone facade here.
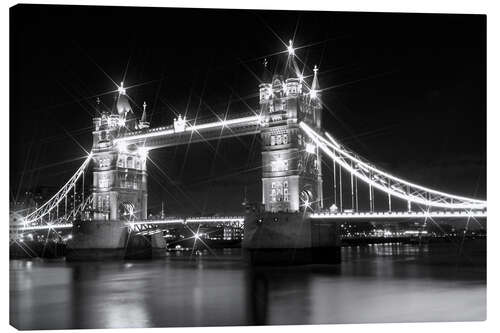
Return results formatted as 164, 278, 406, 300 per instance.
260, 76, 323, 213
91, 91, 149, 222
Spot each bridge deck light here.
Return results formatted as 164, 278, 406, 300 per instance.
310, 89, 318, 99
305, 143, 316, 154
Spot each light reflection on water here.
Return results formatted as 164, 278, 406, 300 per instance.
10, 241, 486, 329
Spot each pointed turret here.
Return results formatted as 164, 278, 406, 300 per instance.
116, 81, 132, 115
110, 94, 118, 114
94, 97, 103, 118
259, 58, 273, 103
310, 65, 320, 99
261, 58, 272, 83
141, 101, 147, 123
93, 97, 106, 131
309, 65, 322, 127
138, 101, 150, 129
284, 40, 301, 79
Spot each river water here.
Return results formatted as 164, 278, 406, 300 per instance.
10, 240, 486, 329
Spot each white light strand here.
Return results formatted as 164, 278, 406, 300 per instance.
17, 223, 73, 231
300, 122, 486, 210
321, 128, 485, 204
23, 154, 93, 225
115, 115, 262, 143
310, 210, 486, 219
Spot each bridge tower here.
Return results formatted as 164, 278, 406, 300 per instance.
68, 87, 165, 260
259, 57, 323, 213
90, 84, 149, 222
243, 45, 338, 265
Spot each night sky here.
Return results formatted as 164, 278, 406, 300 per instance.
10, 5, 486, 215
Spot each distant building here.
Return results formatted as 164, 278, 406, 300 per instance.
223, 226, 243, 240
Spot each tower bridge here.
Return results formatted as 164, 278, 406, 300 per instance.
12, 40, 487, 263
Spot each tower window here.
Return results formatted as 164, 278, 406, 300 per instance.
127, 156, 134, 169
98, 175, 110, 188
270, 133, 289, 146
271, 158, 288, 172
103, 195, 110, 211
97, 196, 103, 211
270, 181, 287, 202
99, 158, 110, 168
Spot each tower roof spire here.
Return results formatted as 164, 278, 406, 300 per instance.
261, 58, 272, 83
118, 81, 126, 95
138, 100, 150, 129
287, 40, 295, 56
116, 81, 132, 115
141, 101, 147, 123
310, 65, 320, 99
284, 39, 301, 79
94, 97, 103, 117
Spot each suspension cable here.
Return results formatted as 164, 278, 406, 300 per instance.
301, 122, 485, 210
333, 153, 337, 207
23, 154, 92, 224
318, 125, 485, 205
350, 160, 355, 210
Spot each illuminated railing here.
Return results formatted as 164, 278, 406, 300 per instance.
13, 209, 487, 233
14, 223, 73, 231
310, 210, 487, 219
127, 216, 245, 231
128, 216, 244, 226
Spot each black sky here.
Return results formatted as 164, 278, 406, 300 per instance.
10, 5, 486, 215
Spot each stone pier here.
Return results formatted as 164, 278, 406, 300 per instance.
242, 208, 341, 265
66, 220, 166, 261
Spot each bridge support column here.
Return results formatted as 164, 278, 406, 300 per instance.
66, 220, 166, 261
247, 64, 338, 264
242, 207, 341, 265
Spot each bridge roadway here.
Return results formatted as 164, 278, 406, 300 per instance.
115, 111, 262, 149
14, 210, 486, 232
